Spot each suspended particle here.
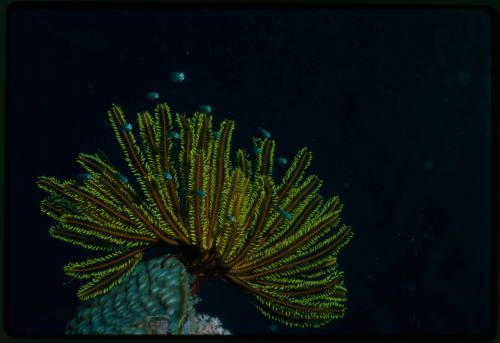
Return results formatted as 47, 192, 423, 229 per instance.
120, 123, 132, 131
276, 206, 292, 220
212, 131, 221, 138
257, 127, 271, 139
162, 172, 173, 180
62, 276, 75, 286
226, 215, 237, 223
198, 105, 212, 114
77, 173, 91, 181
276, 157, 287, 165
190, 190, 206, 197
169, 131, 180, 139
145, 92, 160, 100
424, 160, 433, 171
170, 72, 185, 83
116, 173, 128, 183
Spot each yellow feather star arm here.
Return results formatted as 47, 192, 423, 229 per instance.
235, 148, 252, 176
206, 119, 235, 250
76, 154, 180, 245
107, 104, 190, 245
253, 137, 276, 179
49, 225, 116, 251
233, 196, 346, 274
186, 151, 210, 247
276, 147, 313, 201
243, 175, 324, 259
226, 175, 275, 266
65, 247, 146, 300
227, 224, 352, 327
218, 168, 249, 261
218, 174, 262, 266
153, 104, 185, 228
59, 213, 158, 247
38, 176, 156, 239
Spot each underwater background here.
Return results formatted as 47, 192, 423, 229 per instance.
6, 5, 494, 337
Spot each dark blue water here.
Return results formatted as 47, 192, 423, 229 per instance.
6, 5, 494, 338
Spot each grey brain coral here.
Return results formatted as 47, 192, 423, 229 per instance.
65, 256, 230, 335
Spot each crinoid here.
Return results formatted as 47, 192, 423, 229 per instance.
38, 102, 353, 327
